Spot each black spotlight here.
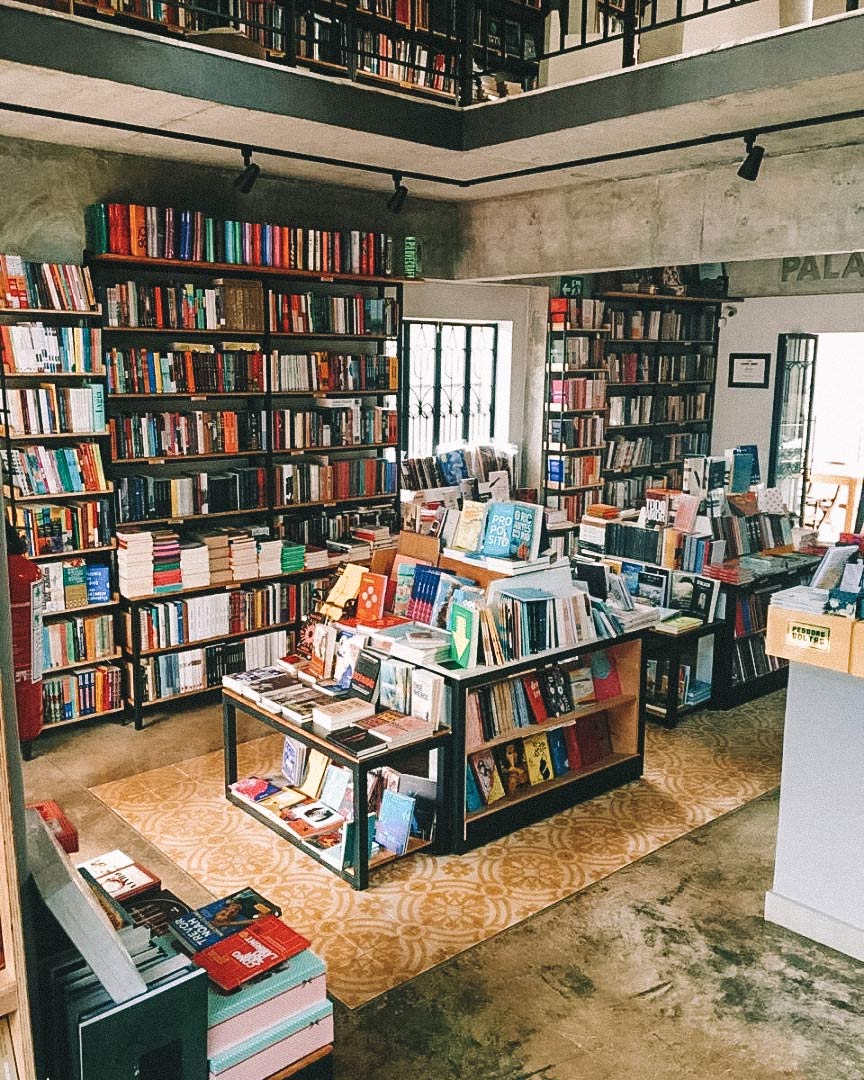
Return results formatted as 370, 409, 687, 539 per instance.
234, 147, 261, 194
386, 171, 408, 213
737, 134, 765, 182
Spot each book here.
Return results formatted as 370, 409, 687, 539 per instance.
410, 667, 445, 730
311, 696, 375, 732
349, 648, 381, 703
280, 737, 307, 787
319, 764, 352, 813
325, 725, 387, 757
297, 748, 330, 799
193, 915, 310, 991
169, 888, 280, 952
378, 656, 412, 713
590, 651, 622, 700
467, 749, 505, 805
374, 790, 415, 855
76, 849, 160, 902
283, 801, 344, 838
492, 740, 531, 795
568, 665, 596, 706
481, 501, 542, 561
356, 571, 388, 622
450, 501, 487, 552
547, 728, 570, 777
523, 732, 553, 785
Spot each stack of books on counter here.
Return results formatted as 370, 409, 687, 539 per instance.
227, 530, 259, 581
256, 538, 283, 577
152, 530, 182, 594
117, 527, 155, 597
180, 540, 210, 589
204, 532, 232, 585
165, 887, 331, 1080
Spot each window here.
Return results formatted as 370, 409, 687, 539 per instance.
402, 320, 499, 458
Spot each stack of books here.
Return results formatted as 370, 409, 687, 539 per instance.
281, 543, 305, 574
257, 538, 284, 577
203, 532, 232, 586
153, 530, 182, 594
117, 527, 155, 597
227, 530, 259, 581
180, 540, 210, 590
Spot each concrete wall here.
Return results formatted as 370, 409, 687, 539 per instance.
455, 142, 864, 281
712, 292, 864, 472
0, 136, 457, 279
403, 281, 550, 486
729, 252, 864, 297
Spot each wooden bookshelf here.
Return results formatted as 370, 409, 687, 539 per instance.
433, 635, 645, 852
88, 207, 405, 728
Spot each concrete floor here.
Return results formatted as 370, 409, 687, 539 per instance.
22, 700, 864, 1080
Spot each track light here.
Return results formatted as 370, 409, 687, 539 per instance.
737, 134, 765, 182
233, 147, 261, 194
386, 171, 408, 213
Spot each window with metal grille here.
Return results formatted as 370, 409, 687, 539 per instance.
402, 320, 499, 459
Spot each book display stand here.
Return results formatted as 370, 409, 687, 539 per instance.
222, 689, 452, 890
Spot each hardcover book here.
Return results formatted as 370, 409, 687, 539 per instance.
349, 648, 382, 704
193, 915, 310, 991
492, 740, 531, 795
468, 749, 505, 805
590, 651, 622, 700
374, 790, 415, 855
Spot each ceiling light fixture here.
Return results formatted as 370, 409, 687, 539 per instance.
737, 134, 765, 182
233, 147, 261, 194
386, 171, 408, 213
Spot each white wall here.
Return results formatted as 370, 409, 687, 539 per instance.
403, 281, 550, 486
712, 293, 864, 473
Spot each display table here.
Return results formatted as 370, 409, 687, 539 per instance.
764, 662, 864, 961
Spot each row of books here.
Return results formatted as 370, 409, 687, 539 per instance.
607, 351, 716, 384
549, 377, 607, 411
549, 335, 605, 370
604, 436, 654, 471
548, 297, 606, 331
42, 560, 111, 614
43, 613, 115, 672
731, 633, 785, 686
645, 660, 711, 711
116, 467, 266, 522
547, 415, 605, 450
276, 457, 398, 505
608, 394, 653, 428
493, 584, 596, 661
134, 629, 290, 703
130, 581, 317, 651
734, 588, 774, 637
466, 712, 613, 809
101, 279, 260, 331
42, 664, 122, 723
465, 655, 617, 747
10, 443, 108, 496
709, 511, 793, 558
104, 346, 265, 395
607, 306, 717, 341
271, 404, 397, 450
13, 499, 113, 559
270, 351, 398, 393
3, 383, 106, 437
546, 454, 603, 488
355, 31, 457, 93
0, 256, 96, 312
0, 324, 103, 374
284, 505, 397, 548
546, 490, 594, 523
108, 409, 266, 459
665, 431, 709, 459
268, 293, 399, 337
86, 202, 396, 277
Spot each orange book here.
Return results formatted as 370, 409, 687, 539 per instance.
223, 412, 238, 454
184, 350, 196, 392
129, 205, 148, 259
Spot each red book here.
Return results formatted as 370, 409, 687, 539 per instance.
193, 915, 310, 991
590, 651, 622, 700
521, 674, 548, 724
563, 725, 583, 771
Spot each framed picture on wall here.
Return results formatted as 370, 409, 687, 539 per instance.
728, 352, 770, 389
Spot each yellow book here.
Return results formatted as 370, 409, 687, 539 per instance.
523, 732, 553, 786
298, 748, 331, 800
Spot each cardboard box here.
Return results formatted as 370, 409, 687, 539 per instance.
765, 606, 854, 673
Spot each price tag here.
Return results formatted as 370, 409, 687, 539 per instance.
191, 395, 206, 402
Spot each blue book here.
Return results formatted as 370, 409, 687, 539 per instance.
85, 564, 111, 605
481, 502, 517, 558
735, 444, 761, 484
547, 458, 564, 484
224, 220, 234, 264
374, 790, 415, 855
547, 729, 570, 777
465, 763, 483, 812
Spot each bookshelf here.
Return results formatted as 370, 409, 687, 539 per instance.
542, 299, 609, 524
417, 633, 644, 851
713, 556, 820, 709
598, 292, 723, 510
0, 283, 126, 739
222, 688, 452, 890
85, 202, 406, 725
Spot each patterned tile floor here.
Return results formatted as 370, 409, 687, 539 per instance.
91, 693, 785, 1008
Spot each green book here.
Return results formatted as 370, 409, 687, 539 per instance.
449, 601, 477, 668
62, 559, 88, 609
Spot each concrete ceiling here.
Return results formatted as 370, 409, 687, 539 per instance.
0, 1, 863, 202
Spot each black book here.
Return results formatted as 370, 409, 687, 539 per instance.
326, 725, 387, 758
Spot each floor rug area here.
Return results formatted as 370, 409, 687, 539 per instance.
90, 693, 785, 1008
